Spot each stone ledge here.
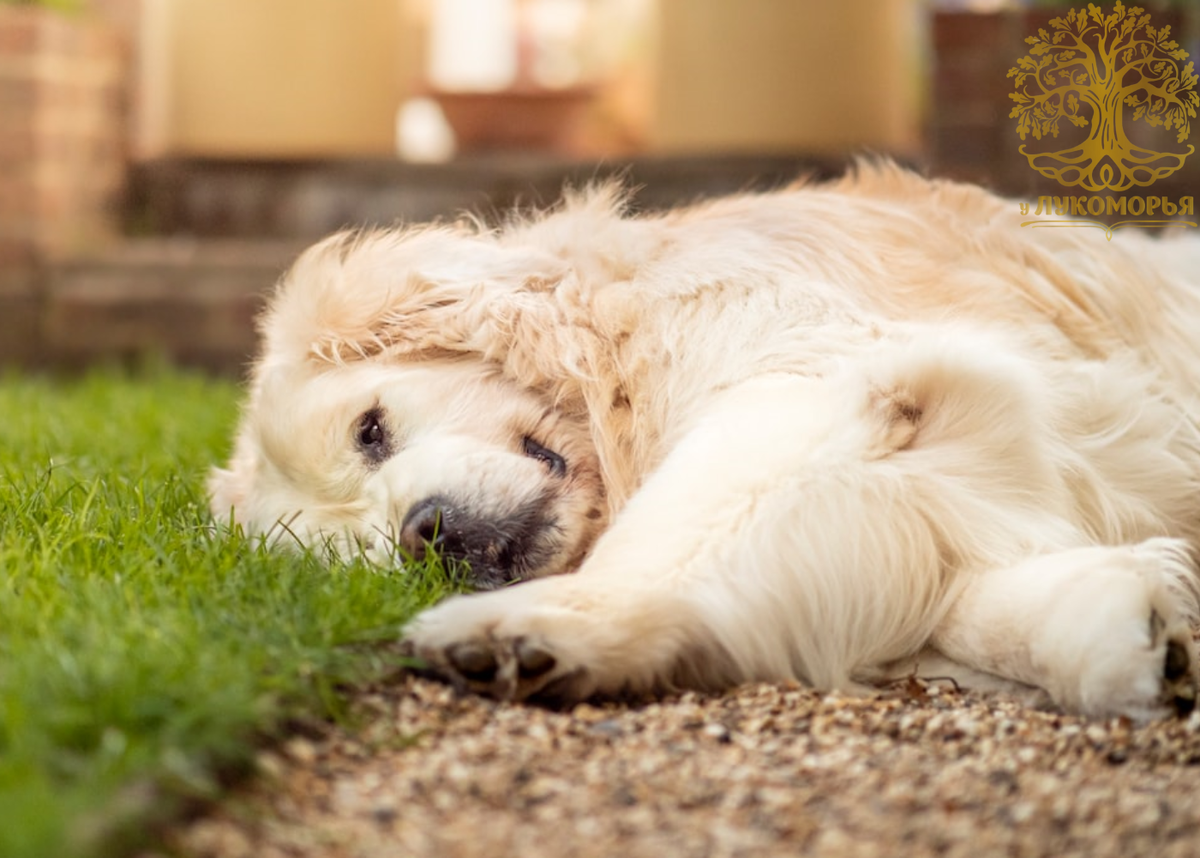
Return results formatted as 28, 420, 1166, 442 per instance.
128, 153, 852, 240
0, 269, 44, 365
16, 239, 302, 374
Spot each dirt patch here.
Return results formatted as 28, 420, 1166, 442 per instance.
162, 675, 1200, 858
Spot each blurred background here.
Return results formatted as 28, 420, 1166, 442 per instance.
1, 0, 1197, 372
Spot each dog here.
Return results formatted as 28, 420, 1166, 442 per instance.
210, 163, 1200, 720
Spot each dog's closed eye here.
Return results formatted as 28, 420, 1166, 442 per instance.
355, 407, 392, 465
523, 436, 567, 477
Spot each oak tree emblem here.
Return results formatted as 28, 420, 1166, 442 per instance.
1008, 2, 1197, 191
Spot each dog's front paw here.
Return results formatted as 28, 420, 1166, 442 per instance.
414, 632, 594, 705
402, 588, 599, 706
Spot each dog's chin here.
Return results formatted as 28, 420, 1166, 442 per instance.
441, 537, 561, 591
465, 559, 525, 591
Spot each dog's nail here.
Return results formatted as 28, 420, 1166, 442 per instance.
1174, 691, 1196, 717
1165, 639, 1191, 681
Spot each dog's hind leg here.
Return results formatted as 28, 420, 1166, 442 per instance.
927, 539, 1199, 721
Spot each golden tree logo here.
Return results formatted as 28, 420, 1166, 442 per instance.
1008, 2, 1197, 191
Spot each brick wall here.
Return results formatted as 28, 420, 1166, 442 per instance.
0, 5, 128, 267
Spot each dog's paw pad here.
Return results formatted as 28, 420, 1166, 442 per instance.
515, 639, 557, 679
446, 641, 500, 682
1163, 637, 1197, 717
527, 666, 591, 708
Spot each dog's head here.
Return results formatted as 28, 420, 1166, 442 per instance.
209, 227, 608, 588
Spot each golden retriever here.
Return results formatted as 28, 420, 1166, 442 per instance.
210, 163, 1200, 720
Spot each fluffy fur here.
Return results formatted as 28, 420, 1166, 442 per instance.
211, 163, 1200, 719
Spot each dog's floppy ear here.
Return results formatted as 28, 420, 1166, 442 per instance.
260, 227, 567, 368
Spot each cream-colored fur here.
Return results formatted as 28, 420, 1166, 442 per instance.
211, 163, 1200, 719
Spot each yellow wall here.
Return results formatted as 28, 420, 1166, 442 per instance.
145, 0, 417, 158
134, 0, 922, 160
649, 0, 922, 156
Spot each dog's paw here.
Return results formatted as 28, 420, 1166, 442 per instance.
409, 632, 595, 706
1066, 540, 1199, 721
401, 587, 600, 706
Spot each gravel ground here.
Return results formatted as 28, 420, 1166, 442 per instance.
159, 671, 1200, 858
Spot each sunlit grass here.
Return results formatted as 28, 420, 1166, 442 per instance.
0, 368, 456, 858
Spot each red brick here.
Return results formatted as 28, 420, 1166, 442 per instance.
0, 239, 33, 268
0, 6, 127, 262
0, 128, 34, 163
0, 8, 40, 54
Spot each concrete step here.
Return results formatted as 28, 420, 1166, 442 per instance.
127, 153, 847, 240
23, 239, 302, 374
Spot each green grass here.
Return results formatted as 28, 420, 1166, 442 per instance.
0, 367, 457, 858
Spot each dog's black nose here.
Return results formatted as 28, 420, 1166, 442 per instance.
399, 498, 444, 559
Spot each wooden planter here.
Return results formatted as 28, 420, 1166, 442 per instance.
0, 5, 127, 266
